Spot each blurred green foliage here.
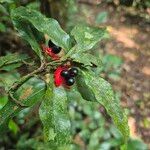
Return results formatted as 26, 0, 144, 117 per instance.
69, 97, 148, 150
95, 11, 108, 24
101, 54, 123, 80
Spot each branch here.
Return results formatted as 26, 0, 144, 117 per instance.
7, 58, 69, 107
8, 61, 46, 107
9, 61, 46, 92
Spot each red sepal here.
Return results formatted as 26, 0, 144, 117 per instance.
54, 66, 68, 87
41, 44, 59, 60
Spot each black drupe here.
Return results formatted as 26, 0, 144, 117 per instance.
66, 78, 75, 86
61, 70, 70, 79
69, 67, 78, 77
51, 46, 61, 54
48, 40, 55, 47
48, 40, 61, 54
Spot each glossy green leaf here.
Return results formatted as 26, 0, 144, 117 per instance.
0, 77, 46, 128
11, 15, 43, 59
39, 83, 71, 148
11, 7, 71, 55
76, 72, 97, 102
14, 77, 46, 106
68, 24, 108, 55
71, 53, 102, 67
76, 70, 129, 142
0, 53, 28, 69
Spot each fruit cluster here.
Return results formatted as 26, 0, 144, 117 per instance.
61, 67, 78, 86
54, 66, 78, 87
42, 40, 78, 87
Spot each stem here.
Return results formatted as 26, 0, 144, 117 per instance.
8, 61, 46, 107
9, 61, 46, 92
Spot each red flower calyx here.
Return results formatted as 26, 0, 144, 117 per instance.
54, 66, 69, 87
41, 44, 60, 60
54, 66, 78, 87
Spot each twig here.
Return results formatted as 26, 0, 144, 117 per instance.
9, 61, 46, 91
22, 60, 34, 66
7, 57, 70, 107
8, 61, 46, 107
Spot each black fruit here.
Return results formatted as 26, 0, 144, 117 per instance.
61, 70, 70, 78
69, 67, 78, 77
51, 46, 61, 54
48, 40, 61, 54
48, 40, 55, 47
66, 78, 75, 86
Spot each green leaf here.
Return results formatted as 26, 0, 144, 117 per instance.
11, 7, 71, 55
0, 95, 8, 109
0, 71, 20, 87
71, 53, 102, 67
66, 86, 83, 103
76, 70, 129, 142
11, 15, 44, 59
76, 74, 96, 101
0, 62, 22, 71
26, 2, 40, 10
14, 77, 46, 106
0, 100, 20, 128
0, 53, 28, 69
39, 82, 71, 148
0, 77, 46, 128
8, 119, 19, 134
68, 24, 108, 55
